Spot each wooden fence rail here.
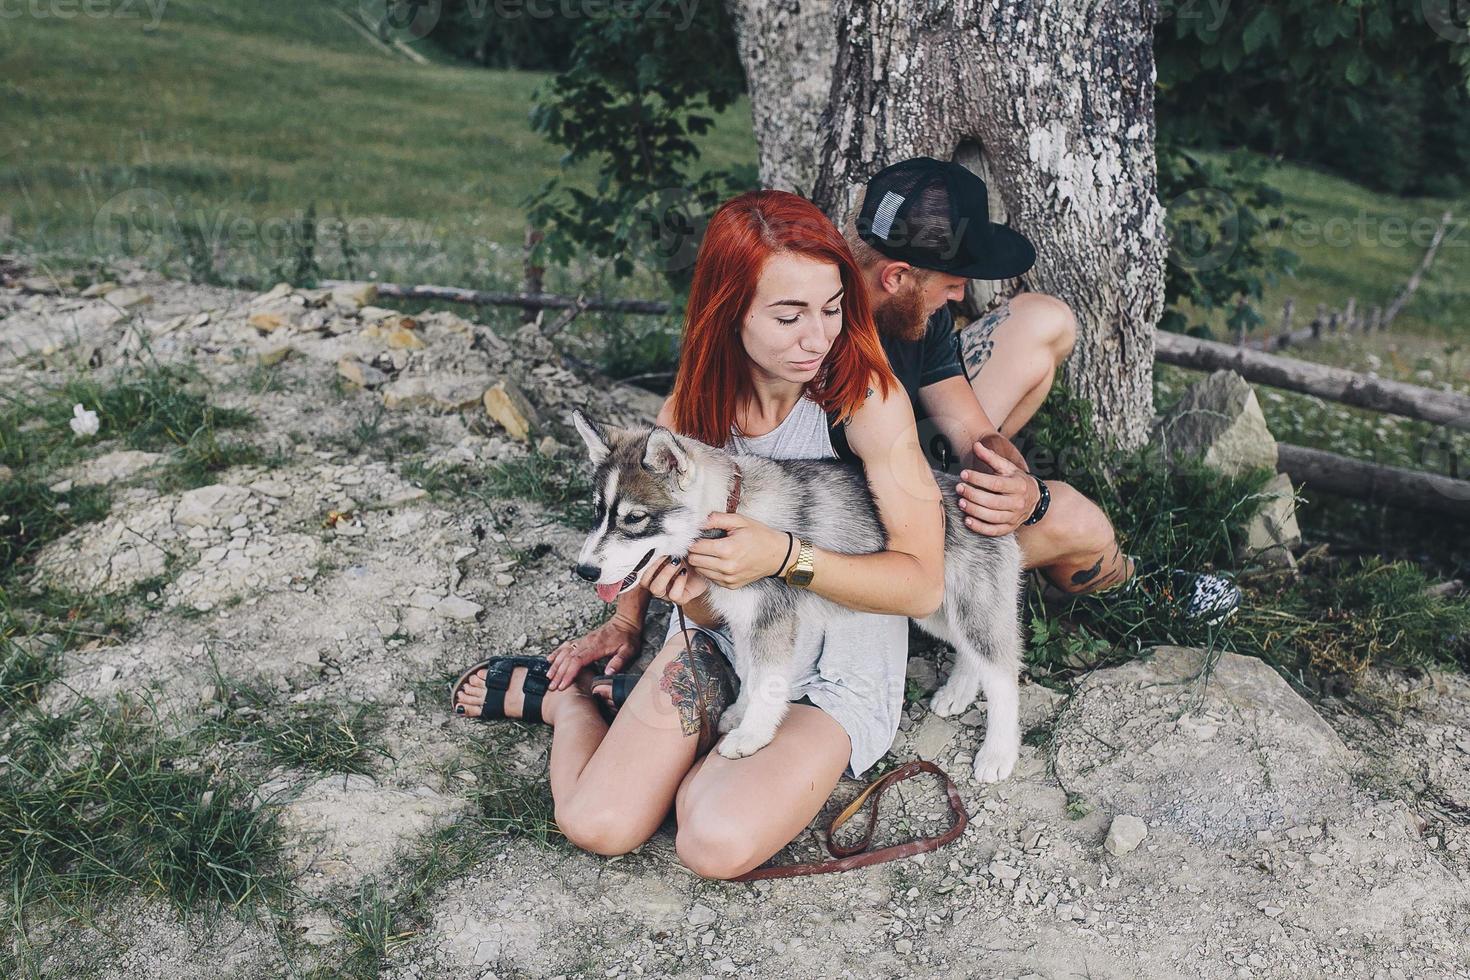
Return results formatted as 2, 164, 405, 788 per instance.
1153, 331, 1470, 433
330, 278, 1470, 514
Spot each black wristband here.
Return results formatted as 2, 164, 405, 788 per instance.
1021, 475, 1050, 526
767, 531, 795, 579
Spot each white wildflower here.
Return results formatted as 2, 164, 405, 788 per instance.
69, 403, 99, 438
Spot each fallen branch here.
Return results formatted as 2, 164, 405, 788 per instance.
1154, 330, 1470, 432
1277, 444, 1470, 518
1383, 210, 1454, 327
320, 280, 675, 317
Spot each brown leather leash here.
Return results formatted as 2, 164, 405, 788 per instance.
734, 760, 969, 880
676, 460, 971, 880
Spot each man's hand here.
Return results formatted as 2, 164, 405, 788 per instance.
955, 434, 1040, 537
687, 512, 791, 588
546, 613, 643, 691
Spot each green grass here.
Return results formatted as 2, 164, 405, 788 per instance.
0, 359, 260, 594
1181, 153, 1470, 341
0, 697, 286, 922
0, 0, 756, 290
403, 451, 594, 528
209, 681, 388, 776
1010, 381, 1470, 689
300, 724, 558, 976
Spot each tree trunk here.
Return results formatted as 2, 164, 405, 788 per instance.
727, 0, 1168, 448
725, 0, 838, 196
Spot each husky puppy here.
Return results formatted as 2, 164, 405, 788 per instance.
570, 410, 1025, 782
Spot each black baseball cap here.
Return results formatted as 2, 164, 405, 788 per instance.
856, 157, 1036, 280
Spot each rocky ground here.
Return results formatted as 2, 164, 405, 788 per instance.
2, 266, 1468, 979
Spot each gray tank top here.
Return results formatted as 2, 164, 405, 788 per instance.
665, 393, 911, 779
728, 394, 837, 460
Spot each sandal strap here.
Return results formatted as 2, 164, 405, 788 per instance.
520, 663, 550, 725
469, 656, 552, 724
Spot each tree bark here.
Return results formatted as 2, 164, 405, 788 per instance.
725, 0, 838, 196
727, 0, 1168, 448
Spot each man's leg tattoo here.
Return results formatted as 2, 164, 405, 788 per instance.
959, 300, 1012, 383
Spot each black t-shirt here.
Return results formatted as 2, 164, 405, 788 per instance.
830, 306, 965, 470
879, 305, 965, 412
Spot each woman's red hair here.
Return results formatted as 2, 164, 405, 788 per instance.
668, 190, 896, 446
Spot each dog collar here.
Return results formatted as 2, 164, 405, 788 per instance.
726, 462, 743, 513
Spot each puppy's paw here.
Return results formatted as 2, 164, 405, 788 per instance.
716, 726, 772, 760
971, 738, 1019, 783
716, 702, 746, 735
929, 678, 976, 718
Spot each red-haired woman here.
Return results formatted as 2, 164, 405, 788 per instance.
450, 190, 944, 879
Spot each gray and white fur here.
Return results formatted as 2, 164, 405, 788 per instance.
571, 410, 1025, 782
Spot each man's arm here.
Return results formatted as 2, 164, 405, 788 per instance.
917, 375, 1001, 472
917, 376, 1040, 536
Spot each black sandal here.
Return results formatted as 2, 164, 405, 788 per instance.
587, 672, 639, 714
450, 656, 553, 724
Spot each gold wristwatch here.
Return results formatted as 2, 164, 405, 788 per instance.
783, 539, 815, 588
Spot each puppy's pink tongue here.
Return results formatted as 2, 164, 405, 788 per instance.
595, 582, 621, 603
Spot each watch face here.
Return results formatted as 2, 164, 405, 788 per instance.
789, 568, 814, 587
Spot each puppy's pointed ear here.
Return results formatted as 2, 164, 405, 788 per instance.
643, 427, 691, 481
571, 410, 611, 465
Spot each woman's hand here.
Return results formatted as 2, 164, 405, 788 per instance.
546, 613, 643, 691
639, 554, 711, 607
686, 512, 791, 589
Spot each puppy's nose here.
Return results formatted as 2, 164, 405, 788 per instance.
574, 563, 601, 582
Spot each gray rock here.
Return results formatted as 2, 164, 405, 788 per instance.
1240, 471, 1301, 566
436, 595, 483, 620
910, 712, 958, 761
1152, 370, 1278, 477
686, 903, 717, 927
1104, 815, 1148, 856
68, 449, 163, 486
173, 484, 253, 528
105, 286, 153, 308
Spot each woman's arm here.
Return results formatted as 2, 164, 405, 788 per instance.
690, 379, 945, 618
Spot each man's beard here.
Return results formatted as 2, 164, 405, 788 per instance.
872, 283, 930, 342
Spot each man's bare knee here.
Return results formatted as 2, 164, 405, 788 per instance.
1012, 292, 1077, 364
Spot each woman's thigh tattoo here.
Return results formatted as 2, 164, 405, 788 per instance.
658, 632, 735, 742
958, 300, 1012, 381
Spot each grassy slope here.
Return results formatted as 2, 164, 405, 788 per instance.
0, 0, 1463, 340
1238, 160, 1469, 343
0, 0, 754, 287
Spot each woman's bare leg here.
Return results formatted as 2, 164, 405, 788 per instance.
452, 630, 724, 856
672, 703, 851, 879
